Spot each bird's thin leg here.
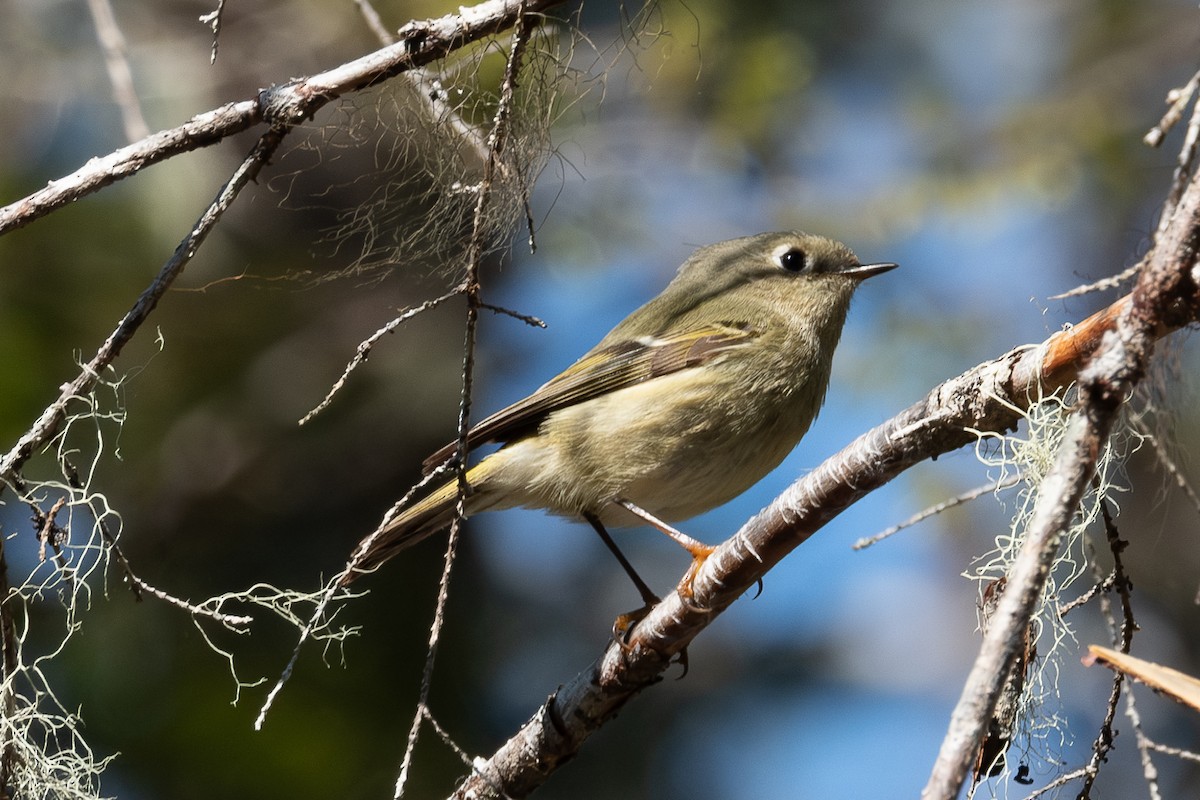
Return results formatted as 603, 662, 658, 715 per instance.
615, 499, 715, 598
584, 513, 659, 606
584, 513, 661, 642
615, 499, 714, 559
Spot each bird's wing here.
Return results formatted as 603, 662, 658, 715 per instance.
421, 321, 758, 472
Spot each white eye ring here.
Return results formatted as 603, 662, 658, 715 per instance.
773, 244, 808, 273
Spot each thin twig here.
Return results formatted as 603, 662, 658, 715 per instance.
299, 291, 460, 425
1050, 259, 1142, 301
1135, 413, 1200, 518
853, 475, 1019, 550
1156, 83, 1200, 243
1019, 767, 1090, 799
198, 0, 228, 64
1144, 69, 1200, 148
34, 497, 67, 565
1142, 737, 1200, 763
1057, 570, 1114, 616
480, 301, 546, 328
397, 516, 466, 798
85, 0, 150, 142
1124, 687, 1164, 800
421, 705, 479, 769
124, 576, 253, 628
0, 0, 568, 236
397, 7, 535, 797
1075, 498, 1135, 798
354, 0, 396, 46
254, 460, 453, 729
923, 113, 1200, 799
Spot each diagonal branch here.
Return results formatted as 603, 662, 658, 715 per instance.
451, 199, 1200, 800
923, 164, 1200, 798
0, 0, 567, 236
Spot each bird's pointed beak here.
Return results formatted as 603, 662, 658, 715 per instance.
840, 262, 898, 279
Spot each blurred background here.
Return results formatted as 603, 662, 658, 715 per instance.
1, 0, 1198, 797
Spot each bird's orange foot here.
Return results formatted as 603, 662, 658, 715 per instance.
677, 543, 717, 600
611, 599, 657, 648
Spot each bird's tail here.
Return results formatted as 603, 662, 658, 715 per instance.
340, 462, 495, 586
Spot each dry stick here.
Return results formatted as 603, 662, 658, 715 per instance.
396, 7, 534, 798
926, 406, 1122, 798
354, 0, 396, 46
299, 291, 460, 425
922, 166, 1200, 798
0, 0, 568, 236
0, 134, 284, 771
84, 0, 150, 142
1144, 69, 1200, 148
450, 232, 1200, 800
853, 475, 1020, 550
1154, 75, 1200, 243
0, 132, 283, 728
1072, 498, 1135, 799
198, 0, 228, 64
0, 518, 18, 791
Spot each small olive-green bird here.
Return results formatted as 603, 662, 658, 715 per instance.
343, 232, 895, 587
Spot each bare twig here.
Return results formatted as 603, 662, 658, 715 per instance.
1075, 498, 1135, 798
923, 129, 1200, 800
85, 0, 150, 142
397, 8, 535, 796
354, 0, 396, 46
1020, 766, 1091, 799
397, 515, 467, 798
198, 0, 228, 64
254, 460, 454, 730
1144, 70, 1200, 148
480, 301, 547, 328
1160, 103, 1200, 242
34, 497, 67, 565
1058, 570, 1114, 616
853, 475, 1020, 550
1136, 414, 1200, 518
124, 576, 253, 629
0, 0, 567, 236
1124, 687, 1164, 800
0, 523, 18, 790
299, 291, 460, 425
1050, 259, 1142, 301
1142, 737, 1200, 763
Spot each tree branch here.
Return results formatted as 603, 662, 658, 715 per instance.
0, 0, 566, 236
922, 162, 1200, 797
451, 193, 1200, 800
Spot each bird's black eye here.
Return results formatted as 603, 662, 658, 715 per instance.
778, 248, 808, 272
